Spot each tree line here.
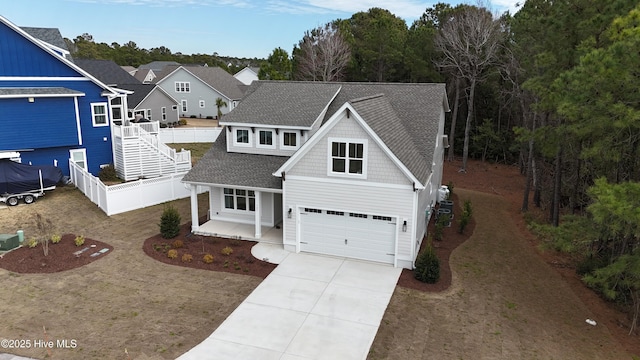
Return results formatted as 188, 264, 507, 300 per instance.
68, 1, 640, 332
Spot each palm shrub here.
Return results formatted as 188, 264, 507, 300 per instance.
414, 239, 440, 283
160, 205, 181, 239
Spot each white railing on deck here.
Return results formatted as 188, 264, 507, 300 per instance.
69, 160, 203, 216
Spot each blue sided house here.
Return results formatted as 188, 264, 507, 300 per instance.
0, 15, 129, 176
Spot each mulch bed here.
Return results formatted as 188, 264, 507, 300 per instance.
142, 222, 277, 279
0, 234, 113, 273
397, 194, 476, 292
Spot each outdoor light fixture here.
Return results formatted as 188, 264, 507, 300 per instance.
288, 208, 292, 219
402, 220, 407, 232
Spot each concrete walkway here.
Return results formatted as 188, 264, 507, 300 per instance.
177, 252, 402, 360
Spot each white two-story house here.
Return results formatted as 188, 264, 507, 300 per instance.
182, 81, 449, 269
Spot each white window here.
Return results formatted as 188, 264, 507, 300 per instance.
91, 102, 108, 127
233, 128, 252, 147
69, 149, 87, 171
110, 97, 123, 124
280, 131, 299, 149
161, 107, 167, 121
181, 100, 188, 113
328, 138, 367, 177
257, 129, 275, 149
223, 188, 255, 212
175, 82, 190, 93
199, 100, 205, 108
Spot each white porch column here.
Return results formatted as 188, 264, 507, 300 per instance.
190, 184, 199, 232
254, 190, 262, 239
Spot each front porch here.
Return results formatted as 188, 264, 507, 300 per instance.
194, 219, 283, 244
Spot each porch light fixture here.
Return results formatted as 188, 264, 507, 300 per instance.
287, 208, 292, 219
402, 220, 407, 232
28, 97, 34, 103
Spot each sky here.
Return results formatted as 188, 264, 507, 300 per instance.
1, 0, 521, 59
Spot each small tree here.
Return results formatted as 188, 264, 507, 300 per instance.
458, 200, 473, 234
159, 205, 181, 239
215, 98, 227, 120
414, 238, 440, 283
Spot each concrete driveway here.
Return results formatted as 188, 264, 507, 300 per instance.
178, 252, 402, 360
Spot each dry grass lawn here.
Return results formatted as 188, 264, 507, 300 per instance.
0, 159, 636, 360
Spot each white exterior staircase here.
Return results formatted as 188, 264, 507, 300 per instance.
112, 122, 191, 181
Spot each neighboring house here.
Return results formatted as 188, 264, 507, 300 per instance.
121, 65, 137, 76
233, 66, 259, 85
0, 16, 129, 176
154, 65, 246, 119
75, 59, 179, 125
182, 81, 450, 269
136, 61, 180, 83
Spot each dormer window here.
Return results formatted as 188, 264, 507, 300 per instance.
257, 129, 275, 149
233, 128, 252, 147
281, 131, 299, 150
328, 138, 367, 178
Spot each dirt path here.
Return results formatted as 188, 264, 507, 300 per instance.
0, 186, 259, 360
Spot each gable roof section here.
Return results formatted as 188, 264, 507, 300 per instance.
350, 94, 429, 183
155, 65, 246, 100
138, 61, 180, 72
220, 81, 341, 128
120, 83, 177, 107
182, 134, 287, 190
74, 59, 141, 86
0, 15, 119, 96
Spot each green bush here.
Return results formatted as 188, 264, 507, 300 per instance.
458, 200, 473, 234
447, 181, 455, 199
98, 164, 119, 182
434, 214, 449, 241
160, 205, 181, 239
414, 241, 440, 283
178, 119, 188, 126
74, 235, 85, 247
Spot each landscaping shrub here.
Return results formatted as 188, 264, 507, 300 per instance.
178, 119, 188, 126
434, 214, 449, 241
51, 234, 62, 244
159, 205, 181, 239
74, 235, 85, 247
98, 164, 118, 182
181, 253, 193, 262
458, 200, 473, 234
203, 254, 214, 264
414, 240, 440, 283
27, 238, 38, 248
172, 239, 184, 249
221, 246, 233, 256
167, 249, 178, 259
447, 181, 455, 199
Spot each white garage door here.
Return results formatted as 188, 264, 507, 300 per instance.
299, 207, 396, 264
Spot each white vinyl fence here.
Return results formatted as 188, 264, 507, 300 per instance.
159, 127, 222, 143
69, 161, 202, 216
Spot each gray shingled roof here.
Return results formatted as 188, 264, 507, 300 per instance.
0, 87, 84, 96
350, 94, 429, 182
154, 65, 246, 100
74, 59, 141, 86
118, 83, 160, 107
20, 27, 68, 50
139, 61, 180, 72
221, 82, 341, 127
182, 134, 288, 189
184, 81, 447, 187
323, 82, 446, 183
